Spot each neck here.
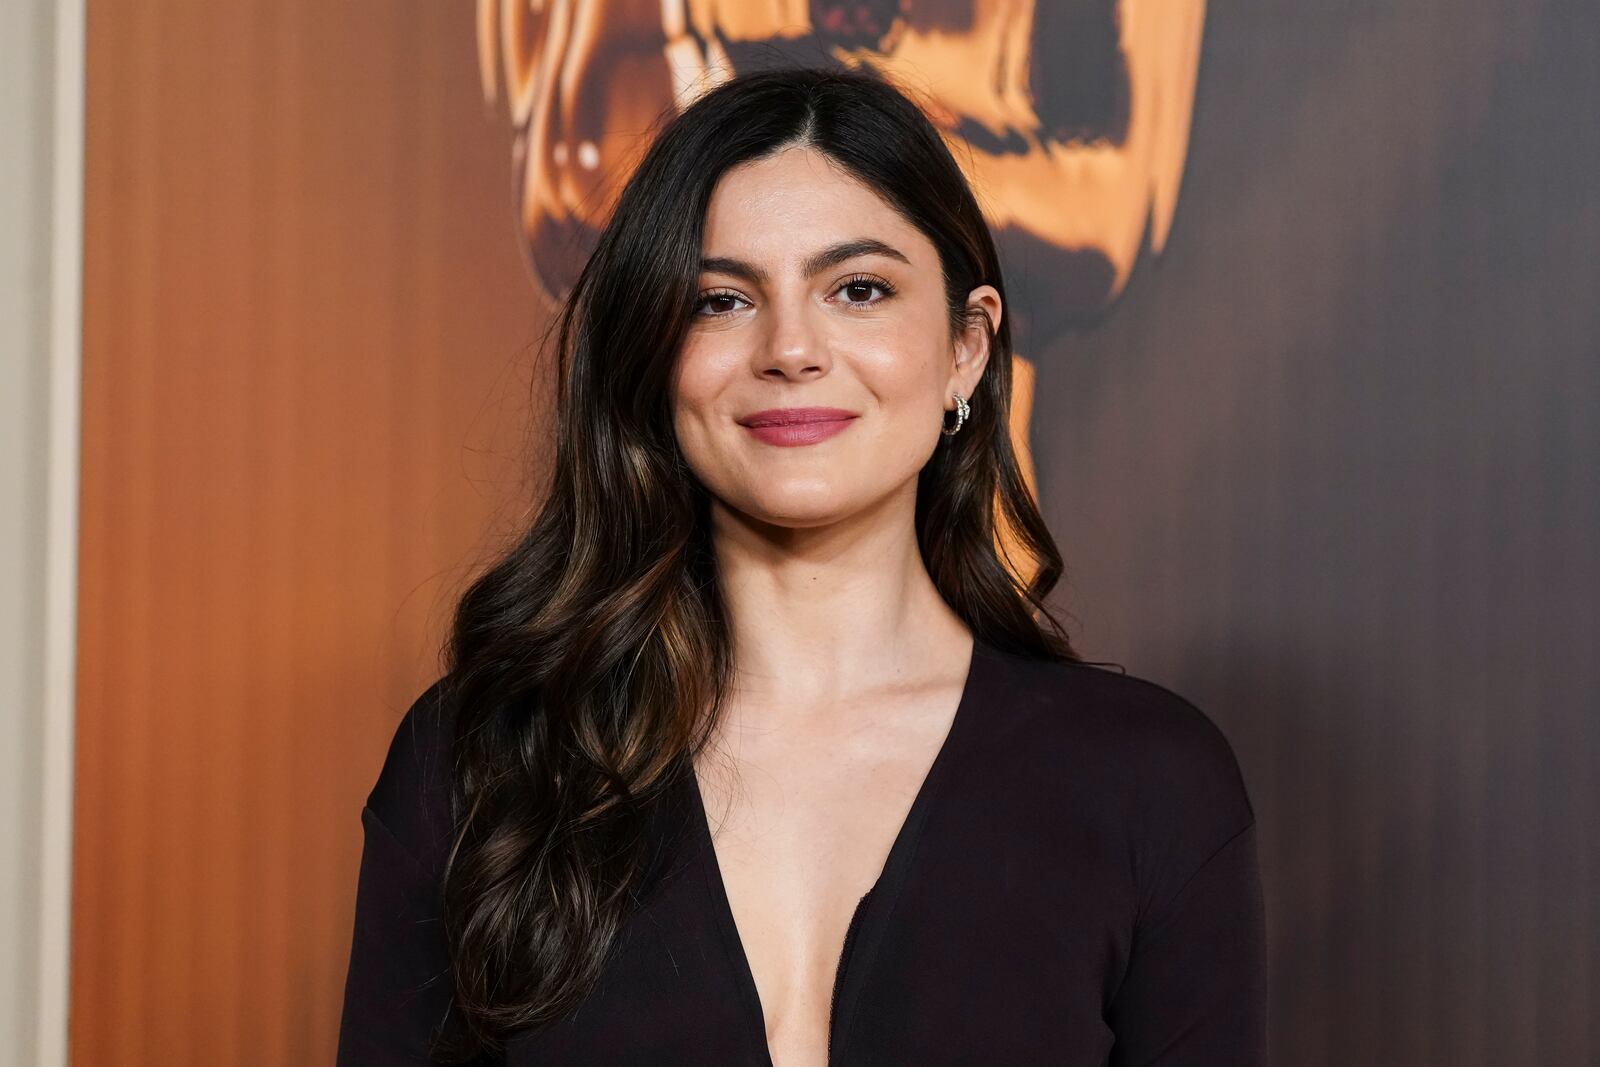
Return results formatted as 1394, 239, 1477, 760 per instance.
707, 482, 972, 720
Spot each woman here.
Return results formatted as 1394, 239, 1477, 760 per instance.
338, 66, 1264, 1066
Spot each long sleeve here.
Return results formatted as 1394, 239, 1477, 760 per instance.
1104, 682, 1268, 1066
337, 680, 464, 1065
1105, 819, 1268, 1066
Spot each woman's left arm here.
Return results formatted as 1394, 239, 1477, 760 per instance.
1102, 683, 1268, 1066
1105, 817, 1267, 1066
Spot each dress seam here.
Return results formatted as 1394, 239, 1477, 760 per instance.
1135, 817, 1258, 946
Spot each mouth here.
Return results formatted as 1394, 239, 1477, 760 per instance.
736, 407, 860, 447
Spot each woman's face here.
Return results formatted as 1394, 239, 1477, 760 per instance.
672, 145, 999, 532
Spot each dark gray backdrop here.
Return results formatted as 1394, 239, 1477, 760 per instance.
1031, 4, 1597, 1063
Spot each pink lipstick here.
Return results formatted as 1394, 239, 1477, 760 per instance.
737, 407, 859, 447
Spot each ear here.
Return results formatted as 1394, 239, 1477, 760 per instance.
948, 285, 1001, 405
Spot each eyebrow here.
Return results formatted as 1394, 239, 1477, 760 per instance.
699, 238, 912, 285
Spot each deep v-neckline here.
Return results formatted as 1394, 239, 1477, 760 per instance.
685, 636, 990, 1066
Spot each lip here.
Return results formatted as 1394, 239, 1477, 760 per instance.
736, 407, 859, 447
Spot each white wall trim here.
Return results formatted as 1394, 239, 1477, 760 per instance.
38, 0, 85, 1062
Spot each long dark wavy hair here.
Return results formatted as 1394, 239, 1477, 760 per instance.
432, 64, 1082, 1061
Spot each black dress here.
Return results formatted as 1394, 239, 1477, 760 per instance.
337, 636, 1266, 1065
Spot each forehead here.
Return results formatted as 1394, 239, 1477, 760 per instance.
701, 146, 929, 264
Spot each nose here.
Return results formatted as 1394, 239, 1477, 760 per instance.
757, 298, 831, 381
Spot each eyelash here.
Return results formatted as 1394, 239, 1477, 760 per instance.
693, 273, 898, 319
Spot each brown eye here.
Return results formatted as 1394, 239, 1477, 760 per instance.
835, 275, 897, 308
693, 290, 749, 318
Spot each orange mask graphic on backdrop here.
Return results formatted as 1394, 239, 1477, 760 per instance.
476, 0, 1206, 563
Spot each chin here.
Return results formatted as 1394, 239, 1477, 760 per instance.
732, 484, 858, 530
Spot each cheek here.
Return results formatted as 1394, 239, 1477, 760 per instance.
843, 339, 952, 478
853, 320, 949, 412
670, 343, 741, 477
671, 341, 724, 427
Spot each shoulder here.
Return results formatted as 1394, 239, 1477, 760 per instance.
980, 644, 1248, 791
364, 675, 459, 878
974, 642, 1256, 857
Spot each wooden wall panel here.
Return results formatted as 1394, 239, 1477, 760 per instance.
73, 4, 544, 1062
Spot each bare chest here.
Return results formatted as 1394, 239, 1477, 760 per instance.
692, 689, 963, 1066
